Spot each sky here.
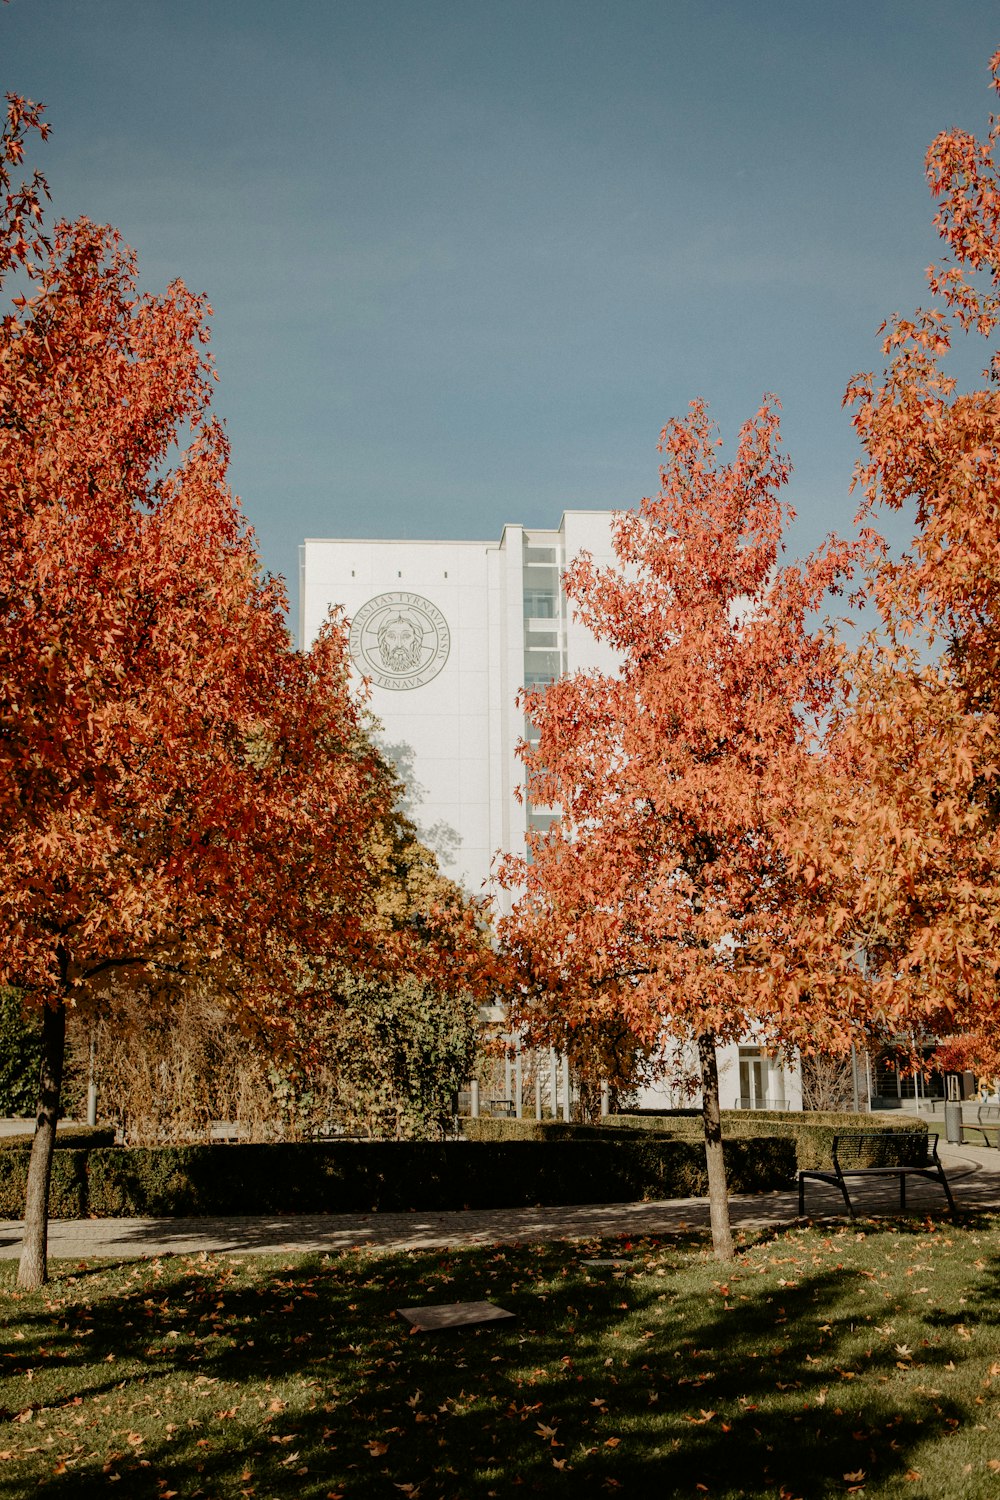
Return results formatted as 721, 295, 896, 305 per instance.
4, 0, 999, 636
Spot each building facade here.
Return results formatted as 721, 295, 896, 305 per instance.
299, 511, 618, 900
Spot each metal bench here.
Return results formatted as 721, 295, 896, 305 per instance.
798, 1130, 957, 1219
962, 1102, 1000, 1147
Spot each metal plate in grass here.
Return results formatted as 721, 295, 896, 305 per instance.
397, 1301, 516, 1332
581, 1257, 634, 1268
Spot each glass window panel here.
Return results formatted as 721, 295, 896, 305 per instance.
527, 810, 560, 832
523, 591, 557, 618
523, 650, 561, 676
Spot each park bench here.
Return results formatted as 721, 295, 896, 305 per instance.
962, 1102, 1000, 1148
798, 1130, 957, 1220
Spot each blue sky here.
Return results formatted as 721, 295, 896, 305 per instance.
4, 1, 999, 631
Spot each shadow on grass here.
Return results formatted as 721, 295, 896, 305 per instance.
0, 1218, 985, 1499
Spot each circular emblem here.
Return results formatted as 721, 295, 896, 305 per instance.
348, 591, 451, 691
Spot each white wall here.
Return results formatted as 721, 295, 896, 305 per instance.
299, 513, 619, 900
301, 537, 494, 893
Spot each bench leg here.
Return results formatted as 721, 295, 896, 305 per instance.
935, 1166, 958, 1219
836, 1172, 855, 1219
799, 1173, 854, 1218
900, 1172, 906, 1211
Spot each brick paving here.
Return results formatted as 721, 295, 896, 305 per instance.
1, 1142, 997, 1264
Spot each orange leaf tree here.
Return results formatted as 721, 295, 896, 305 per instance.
497, 398, 858, 1259
787, 49, 1000, 1059
927, 1034, 1000, 1086
0, 100, 401, 1286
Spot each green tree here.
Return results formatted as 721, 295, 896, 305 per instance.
0, 990, 42, 1118
278, 972, 478, 1140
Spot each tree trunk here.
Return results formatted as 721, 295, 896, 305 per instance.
698, 1030, 734, 1262
17, 996, 67, 1290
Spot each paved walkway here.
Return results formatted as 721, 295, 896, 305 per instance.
1, 1143, 997, 1263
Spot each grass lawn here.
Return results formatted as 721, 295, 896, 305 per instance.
2, 1215, 1000, 1498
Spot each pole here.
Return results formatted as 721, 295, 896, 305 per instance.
86, 1032, 97, 1128
514, 1036, 523, 1119
851, 1045, 859, 1115
470, 1079, 480, 1119
549, 1048, 558, 1120
561, 1053, 571, 1122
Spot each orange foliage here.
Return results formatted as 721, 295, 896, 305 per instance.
927, 1035, 998, 1080
0, 97, 491, 1030
0, 98, 488, 1282
787, 51, 1000, 1043
496, 397, 862, 1065
0, 220, 385, 1018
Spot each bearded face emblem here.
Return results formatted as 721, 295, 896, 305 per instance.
350, 592, 449, 690
377, 613, 424, 672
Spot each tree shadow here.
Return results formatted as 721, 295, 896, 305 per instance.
379, 736, 462, 872
0, 1222, 988, 1498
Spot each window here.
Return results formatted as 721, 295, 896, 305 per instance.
523, 591, 557, 619
737, 1048, 786, 1110
527, 808, 560, 833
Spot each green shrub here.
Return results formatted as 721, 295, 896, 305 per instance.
0, 1125, 116, 1151
723, 1111, 927, 1171
0, 1149, 89, 1217
0, 989, 41, 1117
459, 1117, 626, 1142
605, 1110, 928, 1170
0, 1135, 796, 1218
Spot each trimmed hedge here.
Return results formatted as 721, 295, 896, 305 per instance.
0, 1135, 797, 1219
460, 1117, 625, 1143
0, 1149, 90, 1216
0, 1125, 116, 1152
604, 1110, 928, 1171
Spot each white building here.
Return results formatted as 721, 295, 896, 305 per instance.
299, 512, 801, 1115
299, 511, 618, 900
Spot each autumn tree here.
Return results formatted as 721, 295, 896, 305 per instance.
784, 49, 1000, 1056
928, 1035, 998, 1091
246, 795, 495, 1139
0, 99, 398, 1287
498, 399, 858, 1259
58, 743, 494, 1147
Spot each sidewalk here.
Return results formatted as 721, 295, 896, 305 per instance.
1, 1142, 996, 1263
